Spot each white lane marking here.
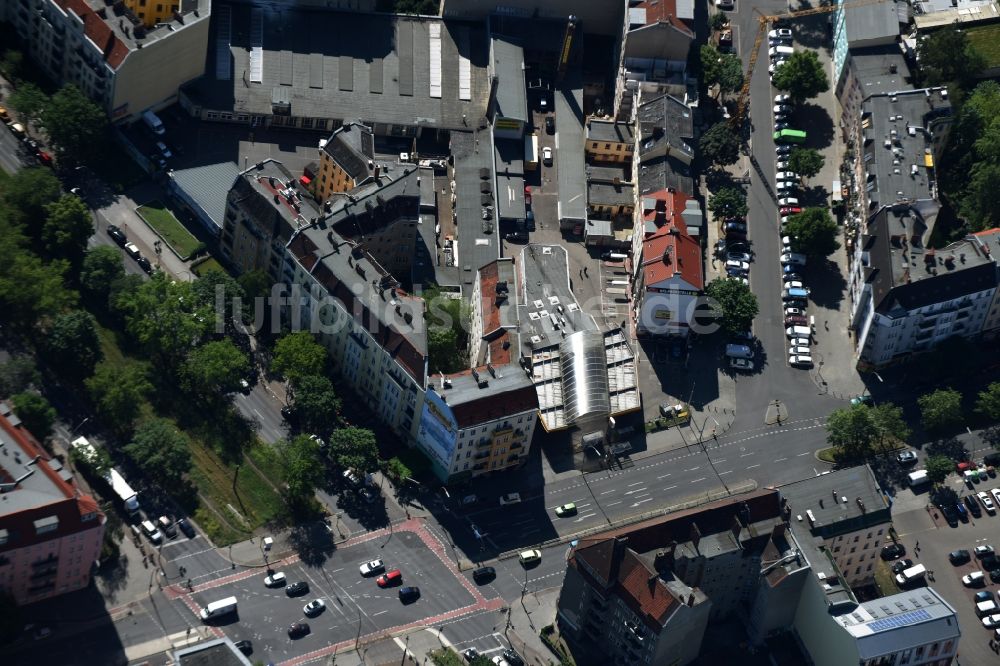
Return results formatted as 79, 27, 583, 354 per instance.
690, 477, 707, 483
747, 464, 760, 469
657, 473, 672, 480
774, 457, 787, 462
664, 485, 677, 490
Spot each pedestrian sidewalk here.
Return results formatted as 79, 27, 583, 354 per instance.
505, 587, 563, 666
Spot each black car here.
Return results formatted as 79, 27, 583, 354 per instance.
136, 256, 153, 274
234, 640, 253, 655
398, 586, 420, 603
525, 211, 535, 231
505, 232, 529, 244
966, 495, 983, 518
472, 566, 496, 584
880, 543, 906, 560
983, 555, 1000, 571
545, 116, 555, 134
287, 622, 310, 638
949, 549, 971, 565
941, 505, 959, 527
891, 558, 914, 575
286, 581, 310, 597
991, 569, 1000, 584
106, 224, 127, 247
501, 648, 525, 666
463, 648, 480, 662
176, 518, 196, 538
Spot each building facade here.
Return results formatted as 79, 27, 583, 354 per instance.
0, 404, 105, 606
5, 0, 210, 121
314, 122, 375, 202
585, 119, 635, 164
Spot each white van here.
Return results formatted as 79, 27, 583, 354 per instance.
142, 109, 165, 135
141, 519, 163, 544
200, 596, 238, 621
785, 325, 811, 339
895, 564, 926, 586
908, 470, 931, 487
979, 599, 999, 617
769, 46, 795, 58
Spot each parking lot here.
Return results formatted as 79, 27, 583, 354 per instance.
178, 520, 498, 663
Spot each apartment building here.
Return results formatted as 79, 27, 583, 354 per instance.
4, 0, 210, 121
977, 228, 1000, 339
0, 404, 105, 606
585, 119, 635, 164
848, 205, 1000, 367
313, 122, 375, 202
779, 466, 892, 589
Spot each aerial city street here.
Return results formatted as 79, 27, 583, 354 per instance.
2, 0, 1000, 665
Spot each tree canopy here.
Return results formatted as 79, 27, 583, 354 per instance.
0, 356, 40, 396
40, 85, 108, 168
977, 382, 1000, 421
42, 194, 93, 267
291, 374, 341, 436
85, 360, 153, 436
81, 246, 126, 303
328, 427, 380, 474
825, 404, 877, 459
11, 392, 56, 441
870, 402, 911, 448
43, 310, 103, 380
941, 82, 1000, 231
917, 26, 986, 88
7, 82, 46, 129
708, 186, 748, 220
918, 388, 963, 433
784, 208, 840, 258
182, 339, 251, 395
771, 51, 829, 102
281, 434, 325, 505
700, 122, 741, 166
2, 167, 62, 231
925, 454, 954, 484
424, 287, 468, 374
700, 45, 743, 98
704, 277, 759, 336
125, 418, 192, 488
788, 148, 824, 180
272, 331, 328, 383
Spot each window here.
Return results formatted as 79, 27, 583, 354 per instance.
156, 3, 163, 10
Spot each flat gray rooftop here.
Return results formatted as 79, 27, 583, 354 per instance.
192, 5, 491, 130
849, 47, 911, 99
588, 181, 635, 207
491, 38, 527, 123
451, 131, 500, 290
780, 465, 890, 538
555, 81, 587, 224
587, 119, 635, 144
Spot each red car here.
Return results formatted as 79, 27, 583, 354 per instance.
785, 315, 808, 326
377, 569, 402, 588
524, 186, 532, 207
37, 150, 53, 167
780, 206, 802, 215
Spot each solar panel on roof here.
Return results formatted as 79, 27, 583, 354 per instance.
867, 608, 931, 633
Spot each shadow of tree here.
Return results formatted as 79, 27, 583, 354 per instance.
289, 521, 336, 568
803, 257, 846, 309
926, 437, 970, 461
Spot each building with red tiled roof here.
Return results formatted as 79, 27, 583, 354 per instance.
11, 0, 210, 121
0, 403, 105, 606
633, 191, 704, 337
557, 489, 796, 665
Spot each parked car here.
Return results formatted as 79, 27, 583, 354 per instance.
788, 345, 811, 356
966, 495, 983, 518
545, 116, 554, 134
788, 354, 813, 368
977, 590, 995, 603
463, 648, 481, 662
980, 491, 997, 514
774, 94, 791, 103
541, 146, 553, 165
106, 224, 127, 246
978, 545, 996, 559
136, 256, 153, 274
769, 28, 793, 39
727, 251, 752, 263
730, 357, 753, 371
776, 145, 792, 156
776, 171, 799, 181
784, 306, 805, 317
983, 613, 1000, 629
500, 649, 525, 666
784, 315, 808, 326
950, 549, 972, 565
724, 221, 747, 233
881, 543, 906, 560
176, 518, 196, 538
472, 566, 496, 584
780, 206, 803, 215
777, 196, 800, 207
124, 241, 141, 260
264, 572, 287, 587
963, 571, 986, 587
891, 558, 914, 575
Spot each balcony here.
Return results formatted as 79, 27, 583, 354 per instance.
31, 554, 58, 568
30, 568, 57, 581
917, 318, 936, 330
476, 438, 492, 449
510, 442, 523, 451
474, 451, 490, 460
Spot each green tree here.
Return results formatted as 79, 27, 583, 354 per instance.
192, 269, 245, 328
961, 162, 1000, 232
81, 246, 126, 302
238, 269, 272, 301
10, 392, 56, 441
40, 85, 108, 168
699, 122, 741, 166
0, 356, 40, 396
124, 418, 191, 488
788, 148, 825, 180
43, 310, 102, 380
977, 382, 1000, 421
925, 454, 954, 484
282, 434, 324, 504
701, 45, 743, 98
0, 49, 24, 82
69, 439, 112, 477
2, 167, 61, 230
114, 273, 214, 367
918, 387, 963, 433
0, 236, 73, 329
772, 51, 830, 102
917, 26, 986, 88
704, 277, 759, 336
870, 402, 911, 449
7, 82, 47, 129
182, 340, 250, 395
825, 404, 877, 459
291, 374, 341, 435
783, 208, 840, 258
424, 287, 468, 374
710, 12, 729, 31
328, 427, 380, 474
85, 360, 153, 435
272, 331, 328, 383
42, 194, 93, 266
708, 186, 748, 220
385, 456, 412, 484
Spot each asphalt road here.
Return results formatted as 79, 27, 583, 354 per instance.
0, 121, 29, 174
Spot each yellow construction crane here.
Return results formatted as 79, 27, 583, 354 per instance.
731, 0, 888, 127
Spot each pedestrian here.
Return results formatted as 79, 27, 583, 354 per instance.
583, 266, 589, 277
916, 540, 919, 549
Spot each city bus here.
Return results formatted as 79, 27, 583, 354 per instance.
774, 129, 807, 144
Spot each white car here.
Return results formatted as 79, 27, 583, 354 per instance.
789, 336, 810, 348
991, 488, 1000, 507
789, 345, 811, 355
980, 491, 996, 514
769, 28, 793, 39
774, 94, 791, 103
518, 549, 542, 566
773, 104, 791, 115
976, 545, 996, 558
303, 599, 326, 617
963, 571, 986, 586
359, 559, 385, 576
785, 280, 805, 290
124, 241, 141, 259
784, 307, 805, 317
156, 141, 172, 158
264, 572, 286, 587
778, 197, 799, 207
781, 235, 795, 246
983, 613, 1000, 629
499, 493, 522, 506
776, 171, 799, 181
776, 160, 791, 171
725, 259, 750, 272
789, 354, 813, 368
776, 181, 797, 193
541, 146, 553, 165
768, 59, 787, 75
491, 657, 511, 666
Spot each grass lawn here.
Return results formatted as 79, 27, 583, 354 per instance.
966, 23, 1000, 68
192, 257, 226, 277
873, 558, 900, 596
136, 201, 202, 259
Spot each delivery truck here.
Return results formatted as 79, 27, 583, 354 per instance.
105, 468, 141, 515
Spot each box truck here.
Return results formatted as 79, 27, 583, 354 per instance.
200, 596, 238, 621
105, 468, 141, 515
